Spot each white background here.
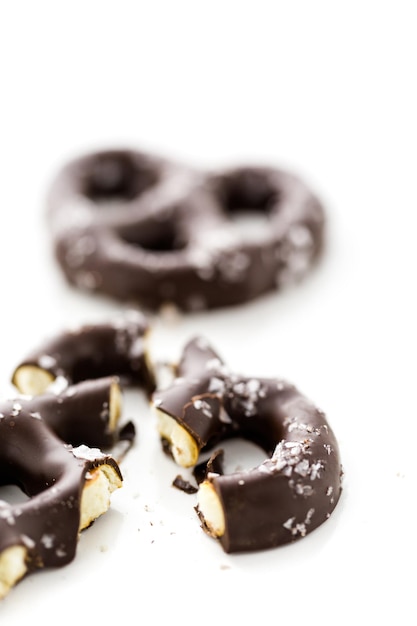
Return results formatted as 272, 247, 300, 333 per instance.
0, 1, 416, 624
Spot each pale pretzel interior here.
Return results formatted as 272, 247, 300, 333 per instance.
197, 480, 226, 538
154, 408, 199, 468
0, 462, 122, 600
79, 464, 122, 531
12, 364, 55, 396
0, 546, 28, 601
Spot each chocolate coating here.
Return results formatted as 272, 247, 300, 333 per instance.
47, 148, 325, 311
153, 337, 343, 553
15, 377, 123, 450
11, 310, 155, 396
0, 400, 122, 579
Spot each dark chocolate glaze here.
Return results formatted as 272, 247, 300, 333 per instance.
172, 475, 198, 494
16, 377, 125, 450
0, 400, 122, 571
11, 310, 155, 395
193, 449, 225, 485
153, 337, 343, 553
47, 148, 325, 311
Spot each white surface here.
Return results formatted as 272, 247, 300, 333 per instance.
0, 1, 416, 624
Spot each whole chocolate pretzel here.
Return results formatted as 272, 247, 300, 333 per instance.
153, 337, 343, 553
47, 148, 325, 311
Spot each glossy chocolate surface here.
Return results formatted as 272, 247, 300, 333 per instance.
17, 377, 124, 449
0, 400, 122, 569
11, 310, 155, 395
47, 148, 326, 311
154, 337, 343, 553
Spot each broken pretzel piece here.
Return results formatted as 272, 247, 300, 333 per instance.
152, 336, 343, 553
0, 401, 122, 600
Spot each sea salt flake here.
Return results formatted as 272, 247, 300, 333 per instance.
11, 402, 22, 416
55, 546, 67, 558
21, 535, 35, 549
208, 376, 226, 395
75, 270, 101, 290
38, 355, 56, 369
193, 399, 213, 418
309, 461, 323, 480
41, 534, 55, 549
283, 517, 295, 530
48, 376, 69, 395
306, 508, 315, 522
100, 402, 109, 420
295, 523, 307, 536
229, 378, 266, 417
283, 508, 315, 536
294, 459, 310, 477
72, 444, 105, 461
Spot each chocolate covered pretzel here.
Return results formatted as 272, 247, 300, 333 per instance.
11, 309, 155, 398
47, 148, 325, 311
0, 311, 158, 597
153, 337, 343, 553
0, 400, 122, 599
12, 377, 125, 450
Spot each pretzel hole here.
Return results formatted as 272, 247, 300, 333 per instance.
121, 221, 187, 253
219, 169, 278, 236
84, 153, 159, 203
0, 484, 31, 505
203, 438, 267, 476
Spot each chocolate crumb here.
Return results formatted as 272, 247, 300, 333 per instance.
172, 474, 198, 494
193, 449, 225, 484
